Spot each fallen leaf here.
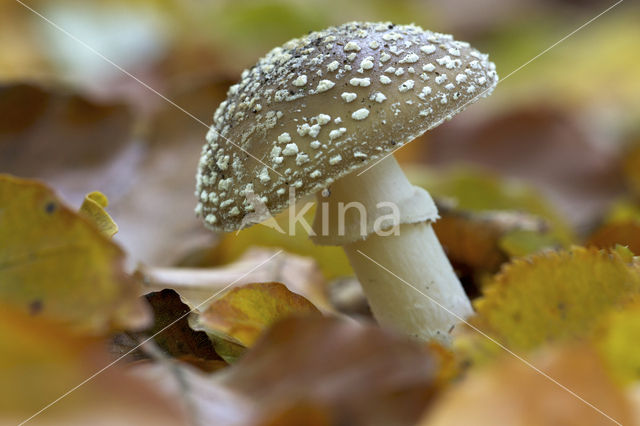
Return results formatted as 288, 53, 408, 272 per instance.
78, 191, 119, 238
0, 302, 186, 425
631, 386, 640, 426
219, 316, 442, 426
421, 344, 633, 426
409, 166, 573, 244
409, 168, 569, 292
137, 289, 225, 372
0, 83, 138, 206
623, 140, 640, 198
0, 175, 148, 333
471, 246, 640, 351
138, 247, 332, 313
587, 221, 640, 255
132, 316, 449, 426
593, 300, 640, 386
422, 107, 624, 229
256, 400, 333, 426
604, 199, 640, 223
204, 204, 353, 280
498, 228, 562, 258
433, 203, 554, 276
130, 360, 253, 426
205, 336, 247, 366
196, 282, 321, 362
0, 3, 53, 81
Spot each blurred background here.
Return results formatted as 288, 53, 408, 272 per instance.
3, 2, 640, 424
1, 0, 639, 268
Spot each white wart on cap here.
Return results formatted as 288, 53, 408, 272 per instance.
196, 21, 498, 232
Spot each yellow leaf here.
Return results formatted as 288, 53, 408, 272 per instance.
499, 229, 561, 258
0, 303, 185, 425
196, 282, 321, 362
140, 248, 332, 313
209, 204, 353, 280
0, 175, 148, 334
471, 246, 640, 351
594, 300, 640, 386
205, 338, 247, 366
408, 167, 573, 246
79, 191, 119, 238
604, 199, 640, 224
422, 344, 633, 426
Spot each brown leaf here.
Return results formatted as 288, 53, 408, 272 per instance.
623, 140, 640, 199
141, 289, 224, 372
434, 203, 552, 275
424, 107, 625, 228
0, 303, 186, 425
0, 83, 137, 204
587, 221, 640, 255
219, 316, 442, 426
421, 344, 633, 425
130, 317, 446, 426
153, 45, 242, 84
0, 4, 53, 81
0, 78, 229, 266
147, 75, 234, 148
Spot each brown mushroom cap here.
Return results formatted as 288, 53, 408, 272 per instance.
196, 21, 498, 232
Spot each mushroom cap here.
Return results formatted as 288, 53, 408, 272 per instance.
196, 21, 498, 232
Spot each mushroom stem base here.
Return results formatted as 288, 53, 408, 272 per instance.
343, 221, 473, 343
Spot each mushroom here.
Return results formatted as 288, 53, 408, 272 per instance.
196, 22, 498, 343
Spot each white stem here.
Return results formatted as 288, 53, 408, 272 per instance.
345, 222, 473, 343
312, 156, 473, 343
311, 154, 438, 245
